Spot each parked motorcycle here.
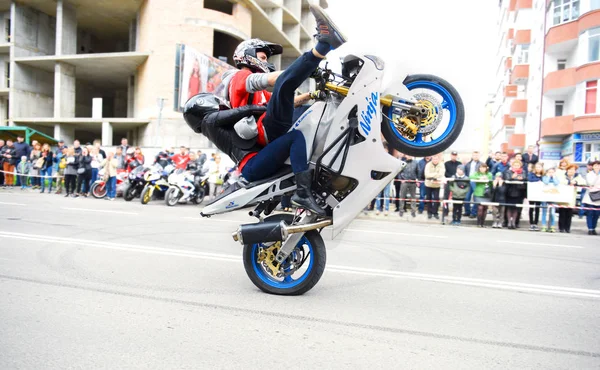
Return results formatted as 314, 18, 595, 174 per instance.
140, 164, 173, 205
123, 166, 149, 201
164, 170, 208, 206
190, 44, 464, 295
90, 169, 129, 199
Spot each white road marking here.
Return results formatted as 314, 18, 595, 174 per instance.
61, 207, 139, 215
344, 229, 448, 239
0, 231, 597, 299
0, 201, 27, 206
182, 217, 242, 224
498, 241, 584, 249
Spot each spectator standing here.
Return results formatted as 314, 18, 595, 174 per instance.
1, 139, 16, 186
64, 147, 78, 197
514, 153, 527, 176
491, 172, 507, 228
16, 156, 31, 190
93, 140, 106, 159
417, 156, 432, 214
75, 147, 92, 197
114, 147, 126, 170
424, 154, 444, 219
55, 146, 67, 194
208, 154, 226, 200
504, 160, 527, 229
0, 139, 4, 186
374, 181, 392, 216
13, 135, 31, 187
556, 158, 569, 180
197, 150, 207, 169
73, 140, 82, 156
102, 151, 119, 201
155, 148, 172, 168
559, 164, 585, 233
118, 138, 130, 154
39, 143, 54, 193
444, 151, 460, 178
171, 146, 191, 170
522, 145, 539, 171
449, 165, 469, 225
398, 155, 418, 217
492, 152, 510, 176
463, 151, 482, 218
541, 168, 560, 233
29, 143, 42, 189
583, 160, 600, 235
486, 151, 501, 170
90, 147, 102, 189
527, 162, 544, 231
470, 162, 493, 227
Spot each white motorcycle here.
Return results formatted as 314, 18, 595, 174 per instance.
196, 52, 464, 296
165, 170, 207, 206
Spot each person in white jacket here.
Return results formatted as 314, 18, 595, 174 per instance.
583, 160, 600, 235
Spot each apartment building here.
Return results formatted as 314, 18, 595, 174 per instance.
0, 0, 325, 148
490, 0, 600, 164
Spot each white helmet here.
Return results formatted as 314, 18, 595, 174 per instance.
233, 39, 283, 73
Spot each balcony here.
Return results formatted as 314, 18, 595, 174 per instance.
505, 57, 513, 71
544, 68, 576, 96
546, 10, 600, 55
508, 133, 526, 149
500, 142, 510, 153
508, 28, 514, 40
504, 85, 518, 98
540, 115, 574, 137
509, 0, 517, 11
579, 9, 600, 34
510, 99, 527, 116
511, 64, 529, 84
573, 115, 600, 133
514, 29, 531, 45
503, 114, 516, 127
515, 0, 532, 10
576, 61, 600, 84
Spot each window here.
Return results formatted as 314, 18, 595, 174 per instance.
592, 0, 600, 10
585, 81, 597, 114
555, 100, 564, 116
582, 144, 600, 162
203, 0, 233, 15
557, 59, 567, 70
553, 0, 580, 25
589, 28, 600, 62
517, 45, 529, 64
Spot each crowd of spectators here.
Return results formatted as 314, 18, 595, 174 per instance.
368, 146, 600, 236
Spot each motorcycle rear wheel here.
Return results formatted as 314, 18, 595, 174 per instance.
381, 74, 464, 157
165, 187, 181, 207
91, 182, 106, 199
242, 214, 326, 296
192, 188, 205, 205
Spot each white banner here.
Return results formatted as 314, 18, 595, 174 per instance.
527, 182, 577, 206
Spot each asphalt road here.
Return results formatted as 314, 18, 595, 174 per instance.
0, 189, 599, 369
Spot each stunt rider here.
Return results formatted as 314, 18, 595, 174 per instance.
184, 4, 346, 216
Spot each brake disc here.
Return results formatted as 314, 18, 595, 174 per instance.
412, 92, 443, 135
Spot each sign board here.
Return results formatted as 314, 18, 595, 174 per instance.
540, 151, 562, 160
527, 182, 576, 205
561, 135, 574, 156
574, 133, 600, 142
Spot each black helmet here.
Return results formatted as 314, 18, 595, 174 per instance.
183, 93, 229, 133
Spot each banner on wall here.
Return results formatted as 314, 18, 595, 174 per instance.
174, 44, 235, 112
527, 182, 577, 206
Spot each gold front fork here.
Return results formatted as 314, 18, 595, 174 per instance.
324, 82, 393, 107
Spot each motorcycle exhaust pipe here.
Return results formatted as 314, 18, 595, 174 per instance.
231, 219, 332, 244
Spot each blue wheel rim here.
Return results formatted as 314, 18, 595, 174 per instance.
385, 80, 458, 147
252, 236, 313, 289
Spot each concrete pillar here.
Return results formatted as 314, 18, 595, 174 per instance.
127, 76, 135, 118
56, 0, 77, 56
54, 123, 75, 143
92, 98, 103, 119
102, 121, 113, 146
54, 62, 76, 118
0, 99, 7, 126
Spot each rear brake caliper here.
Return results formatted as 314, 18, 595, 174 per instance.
257, 242, 281, 276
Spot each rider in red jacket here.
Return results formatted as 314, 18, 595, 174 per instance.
171, 146, 191, 170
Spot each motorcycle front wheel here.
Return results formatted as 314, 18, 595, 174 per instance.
124, 185, 137, 202
140, 186, 152, 205
381, 74, 465, 157
164, 187, 181, 207
90, 182, 106, 199
192, 187, 205, 205
243, 214, 326, 296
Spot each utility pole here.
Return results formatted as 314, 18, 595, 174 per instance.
156, 98, 166, 148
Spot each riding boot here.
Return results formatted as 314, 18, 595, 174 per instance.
291, 170, 326, 216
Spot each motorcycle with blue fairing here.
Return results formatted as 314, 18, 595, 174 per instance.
188, 49, 464, 296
